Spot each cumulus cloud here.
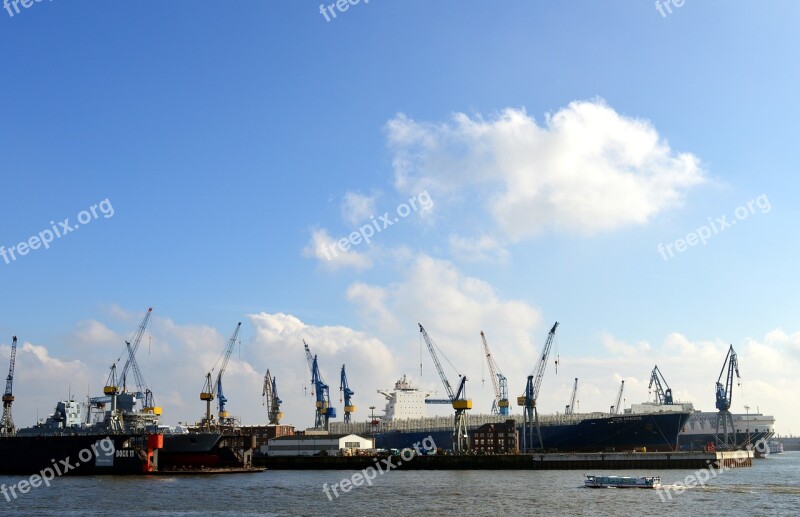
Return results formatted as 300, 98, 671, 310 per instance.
448, 234, 510, 263
302, 228, 372, 271
341, 190, 381, 225
386, 99, 705, 241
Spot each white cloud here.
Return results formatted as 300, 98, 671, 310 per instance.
341, 190, 381, 225
386, 100, 705, 241
303, 228, 372, 271
448, 234, 509, 263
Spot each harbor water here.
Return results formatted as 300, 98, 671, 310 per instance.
2, 453, 799, 516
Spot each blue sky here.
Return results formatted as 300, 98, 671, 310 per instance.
1, 1, 799, 433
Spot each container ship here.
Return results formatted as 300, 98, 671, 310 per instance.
330, 376, 692, 452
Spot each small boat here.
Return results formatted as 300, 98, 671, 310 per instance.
584, 474, 661, 489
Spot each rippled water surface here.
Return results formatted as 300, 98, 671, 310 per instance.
2, 452, 799, 516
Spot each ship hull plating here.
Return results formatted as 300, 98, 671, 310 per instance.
376, 412, 691, 453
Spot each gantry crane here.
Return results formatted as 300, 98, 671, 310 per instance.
480, 331, 509, 416
518, 322, 558, 452
1, 336, 17, 436
200, 322, 242, 428
304, 340, 336, 430
610, 380, 625, 414
340, 364, 356, 424
262, 369, 283, 425
649, 365, 673, 405
419, 323, 472, 452
565, 378, 578, 415
714, 345, 741, 449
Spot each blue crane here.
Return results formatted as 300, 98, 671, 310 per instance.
518, 322, 559, 451
480, 331, 509, 416
714, 345, 741, 449
304, 340, 336, 429
649, 365, 673, 405
340, 364, 356, 424
200, 322, 242, 428
419, 323, 472, 452
1, 336, 17, 436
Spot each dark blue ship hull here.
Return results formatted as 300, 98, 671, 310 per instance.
376, 412, 691, 452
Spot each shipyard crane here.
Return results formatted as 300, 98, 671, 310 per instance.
649, 365, 673, 405
480, 331, 509, 416
304, 340, 336, 430
262, 369, 283, 425
1, 336, 17, 436
517, 322, 559, 452
714, 345, 741, 449
565, 378, 578, 415
118, 308, 157, 412
340, 364, 356, 424
199, 322, 242, 428
610, 380, 625, 414
419, 323, 472, 452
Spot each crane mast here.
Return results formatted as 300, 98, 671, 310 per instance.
262, 369, 283, 425
304, 341, 336, 430
419, 324, 472, 452
1, 336, 17, 436
649, 365, 673, 405
340, 364, 356, 424
480, 331, 509, 416
518, 322, 559, 451
610, 380, 625, 414
714, 345, 741, 449
565, 378, 578, 415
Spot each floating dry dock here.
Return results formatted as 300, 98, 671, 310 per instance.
259, 450, 753, 470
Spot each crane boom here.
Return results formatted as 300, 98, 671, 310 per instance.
119, 308, 152, 392
649, 365, 673, 405
611, 380, 625, 414
481, 331, 509, 416
565, 378, 578, 415
419, 324, 471, 452
216, 322, 242, 424
518, 321, 559, 451
1, 336, 17, 436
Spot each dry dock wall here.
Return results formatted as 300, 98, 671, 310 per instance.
258, 451, 752, 470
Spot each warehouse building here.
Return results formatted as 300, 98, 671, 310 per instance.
263, 433, 374, 456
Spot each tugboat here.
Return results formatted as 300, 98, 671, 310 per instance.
584, 475, 661, 489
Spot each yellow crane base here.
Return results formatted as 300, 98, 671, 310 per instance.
452, 399, 473, 410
